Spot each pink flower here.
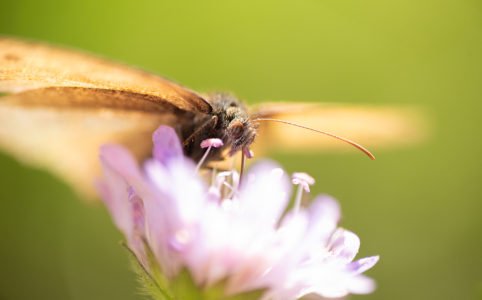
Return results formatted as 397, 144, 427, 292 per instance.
96, 125, 379, 300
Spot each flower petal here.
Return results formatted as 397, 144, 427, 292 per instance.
311, 284, 350, 298
97, 148, 149, 268
241, 160, 291, 226
289, 195, 341, 259
328, 229, 360, 264
346, 274, 377, 295
96, 155, 132, 239
152, 125, 184, 164
100, 144, 145, 186
346, 255, 380, 276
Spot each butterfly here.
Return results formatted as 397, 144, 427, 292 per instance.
0, 37, 427, 199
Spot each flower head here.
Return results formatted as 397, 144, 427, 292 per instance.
96, 125, 379, 300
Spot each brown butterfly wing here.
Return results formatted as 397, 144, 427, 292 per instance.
0, 37, 212, 113
250, 102, 428, 156
0, 87, 193, 199
0, 37, 212, 199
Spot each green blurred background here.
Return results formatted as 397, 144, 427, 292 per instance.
1, 0, 481, 299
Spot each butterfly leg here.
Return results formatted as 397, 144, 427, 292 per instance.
239, 146, 246, 189
182, 115, 218, 147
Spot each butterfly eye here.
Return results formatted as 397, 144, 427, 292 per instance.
229, 121, 244, 140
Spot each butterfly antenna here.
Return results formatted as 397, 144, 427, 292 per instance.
253, 118, 375, 160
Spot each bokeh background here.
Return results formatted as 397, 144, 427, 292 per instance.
1, 0, 481, 299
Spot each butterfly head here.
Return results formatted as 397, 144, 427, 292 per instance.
224, 108, 259, 155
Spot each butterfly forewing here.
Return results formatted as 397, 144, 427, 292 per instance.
0, 87, 185, 199
0, 37, 212, 113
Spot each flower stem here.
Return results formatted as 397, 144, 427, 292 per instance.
194, 145, 211, 174
294, 185, 303, 215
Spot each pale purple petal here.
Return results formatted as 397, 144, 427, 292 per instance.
328, 229, 360, 264
152, 125, 183, 163
300, 292, 334, 300
146, 159, 206, 225
278, 209, 309, 238
276, 209, 310, 257
142, 156, 209, 277
301, 195, 342, 249
139, 160, 189, 277
207, 186, 221, 202
241, 160, 292, 227
100, 145, 144, 185
97, 148, 149, 268
311, 284, 350, 298
96, 156, 132, 239
100, 144, 154, 205
346, 255, 380, 276
271, 168, 284, 179
346, 274, 377, 294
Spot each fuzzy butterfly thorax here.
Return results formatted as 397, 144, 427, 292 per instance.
181, 93, 259, 163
